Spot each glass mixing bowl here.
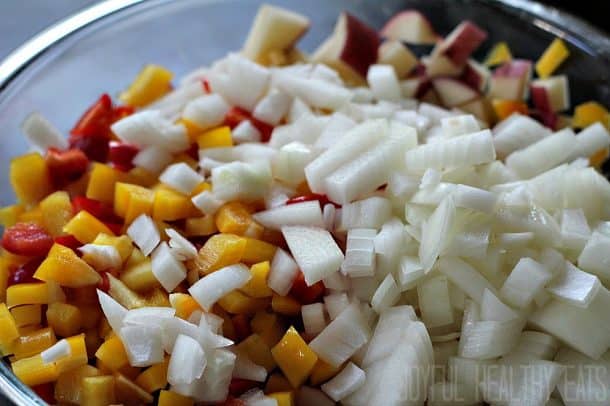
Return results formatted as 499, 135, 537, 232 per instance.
0, 0, 609, 404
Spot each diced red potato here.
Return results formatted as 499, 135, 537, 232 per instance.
377, 40, 418, 78
530, 75, 570, 113
432, 78, 480, 108
487, 59, 532, 100
380, 10, 438, 45
457, 97, 494, 124
421, 54, 464, 78
433, 21, 488, 66
460, 59, 491, 92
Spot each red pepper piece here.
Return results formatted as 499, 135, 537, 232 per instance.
54, 234, 82, 251
201, 78, 212, 94
69, 133, 110, 163
289, 272, 325, 305
113, 105, 135, 121
7, 257, 44, 287
46, 147, 90, 188
1, 223, 54, 257
108, 141, 139, 171
229, 379, 259, 397
70, 94, 114, 138
185, 142, 199, 161
32, 383, 55, 404
71, 196, 121, 224
285, 193, 340, 208
104, 222, 123, 235
224, 107, 273, 142
231, 314, 252, 342
97, 272, 110, 293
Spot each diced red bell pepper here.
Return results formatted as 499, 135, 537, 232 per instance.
185, 143, 199, 161
104, 222, 123, 235
32, 383, 55, 404
201, 78, 211, 94
70, 94, 114, 138
46, 147, 90, 188
71, 196, 121, 224
97, 271, 110, 293
113, 105, 135, 121
285, 193, 340, 208
232, 314, 252, 342
289, 272, 325, 305
54, 234, 82, 251
7, 257, 44, 287
1, 223, 54, 257
69, 133, 110, 163
229, 379, 259, 397
108, 141, 139, 171
220, 397, 247, 406
224, 107, 273, 142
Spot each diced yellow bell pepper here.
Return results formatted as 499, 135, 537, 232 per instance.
55, 334, 88, 373
484, 42, 512, 66
10, 304, 42, 328
590, 147, 609, 168
535, 38, 569, 78
120, 64, 174, 108
108, 274, 145, 309
84, 326, 102, 358
196, 126, 233, 149
142, 287, 171, 307
0, 258, 7, 303
135, 357, 169, 393
268, 392, 294, 406
217, 290, 270, 315
47, 281, 67, 304
171, 153, 199, 170
46, 303, 82, 338
13, 327, 56, 360
40, 191, 73, 237
6, 283, 51, 308
63, 210, 115, 244
272, 295, 301, 317
153, 187, 198, 221
79, 306, 102, 330
126, 167, 158, 188
215, 202, 253, 235
81, 375, 116, 406
34, 244, 101, 287
93, 233, 133, 263
69, 286, 98, 306
17, 206, 44, 226
191, 234, 247, 275
10, 153, 52, 205
0, 205, 24, 228
125, 247, 146, 268
241, 261, 273, 298
242, 238, 277, 265
185, 215, 218, 237
190, 181, 211, 197
572, 101, 610, 129
95, 334, 130, 372
271, 326, 318, 388
87, 163, 125, 205
126, 187, 156, 225
251, 311, 284, 348
158, 390, 194, 406
97, 317, 112, 341
120, 258, 160, 293
114, 182, 149, 219
115, 372, 154, 404
212, 305, 237, 341
18, 325, 41, 335
309, 359, 342, 385
265, 373, 293, 394
55, 364, 101, 405
491, 99, 529, 122
237, 334, 276, 371
12, 354, 59, 386
0, 303, 19, 347
169, 293, 202, 320
177, 118, 203, 142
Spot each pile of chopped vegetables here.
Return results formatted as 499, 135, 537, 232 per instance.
1, 4, 610, 406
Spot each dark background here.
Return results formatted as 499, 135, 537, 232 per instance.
540, 1, 608, 34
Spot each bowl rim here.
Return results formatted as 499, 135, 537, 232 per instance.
0, 0, 609, 404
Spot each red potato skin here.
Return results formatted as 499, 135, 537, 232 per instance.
460, 62, 487, 91
380, 10, 438, 44
340, 13, 380, 77
493, 59, 531, 78
530, 84, 552, 113
440, 21, 488, 66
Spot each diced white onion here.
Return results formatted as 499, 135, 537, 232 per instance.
168, 334, 206, 385
189, 264, 251, 310
151, 242, 187, 292
268, 248, 299, 296
79, 244, 122, 271
253, 201, 324, 230
321, 362, 366, 401
302, 303, 328, 336
21, 112, 68, 152
41, 339, 71, 364
120, 324, 164, 367
160, 163, 204, 195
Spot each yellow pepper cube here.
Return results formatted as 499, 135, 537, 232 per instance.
47, 302, 83, 338
190, 181, 211, 197
34, 244, 101, 287
0, 205, 24, 228
177, 118, 204, 142
93, 233, 134, 263
55, 334, 88, 373
271, 326, 318, 388
108, 274, 146, 309
237, 334, 276, 371
87, 163, 125, 205
268, 392, 294, 406
142, 287, 171, 307
272, 295, 301, 317
63, 210, 115, 244
0, 303, 20, 347
13, 327, 57, 360
241, 261, 273, 298
6, 283, 50, 308
12, 354, 59, 386
153, 187, 197, 221
17, 207, 44, 226
215, 202, 253, 235
191, 233, 247, 275
40, 191, 74, 237
159, 390, 194, 406
135, 357, 169, 393
251, 311, 284, 348
126, 167, 158, 188
196, 126, 233, 149
10, 305, 42, 328
10, 153, 52, 205
484, 42, 512, 67
81, 375, 116, 406
242, 238, 277, 265
185, 215, 218, 237
114, 372, 155, 404
55, 364, 101, 405
120, 259, 160, 292
169, 293, 202, 320
217, 290, 269, 315
492, 99, 529, 122
590, 147, 609, 168
120, 64, 174, 108
265, 373, 293, 394
95, 335, 130, 372
125, 186, 156, 225
535, 38, 569, 78
572, 101, 610, 129
114, 182, 149, 219
309, 359, 341, 385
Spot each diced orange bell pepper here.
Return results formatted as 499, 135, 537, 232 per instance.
114, 182, 150, 219
46, 303, 82, 338
491, 99, 529, 122
13, 327, 57, 360
241, 261, 273, 298
271, 326, 318, 388
87, 163, 125, 205
265, 373, 293, 394
237, 334, 276, 371
251, 311, 284, 348
590, 147, 609, 168
81, 375, 116, 406
190, 181, 211, 197
120, 64, 173, 108
196, 126, 233, 149
169, 293, 202, 320
191, 234, 247, 275
34, 244, 101, 287
241, 238, 277, 265
55, 334, 88, 373
63, 211, 115, 244
108, 274, 146, 309
0, 303, 20, 347
55, 364, 101, 405
152, 187, 198, 221
40, 191, 73, 237
272, 295, 301, 317
535, 38, 569, 78
572, 101, 610, 129
95, 335, 130, 372
217, 290, 270, 315
484, 41, 512, 66
6, 283, 51, 308
0, 205, 25, 228
10, 153, 52, 205
185, 215, 218, 237
135, 357, 169, 393
10, 304, 42, 328
268, 392, 294, 406
215, 202, 254, 235
93, 233, 133, 263
159, 390, 194, 406
177, 118, 203, 142
120, 258, 159, 292
12, 354, 59, 386
125, 167, 158, 188
114, 372, 154, 404
309, 359, 341, 386
142, 287, 171, 307
125, 187, 155, 225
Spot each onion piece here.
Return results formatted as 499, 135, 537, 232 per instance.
302, 303, 328, 336
336, 197, 392, 232
322, 362, 366, 401
166, 228, 198, 261
546, 261, 600, 307
253, 201, 324, 230
438, 257, 496, 304
123, 307, 176, 328
417, 274, 455, 328
188, 264, 251, 311
127, 214, 160, 256
324, 292, 350, 321
577, 231, 610, 282
133, 145, 174, 174
272, 142, 315, 186
183, 94, 230, 130
120, 324, 164, 367
253, 88, 292, 125
500, 257, 552, 309
111, 110, 188, 152
97, 289, 127, 334
191, 190, 226, 216
397, 256, 425, 291
168, 334, 206, 386
151, 242, 187, 292
441, 114, 480, 138
232, 120, 262, 144
159, 163, 204, 195
370, 274, 400, 313
341, 228, 376, 278
555, 347, 610, 405
268, 248, 299, 296
419, 195, 456, 273
374, 218, 407, 278
233, 351, 268, 382
79, 244, 122, 271
21, 112, 68, 152
41, 339, 71, 364
362, 306, 417, 366
211, 161, 272, 202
